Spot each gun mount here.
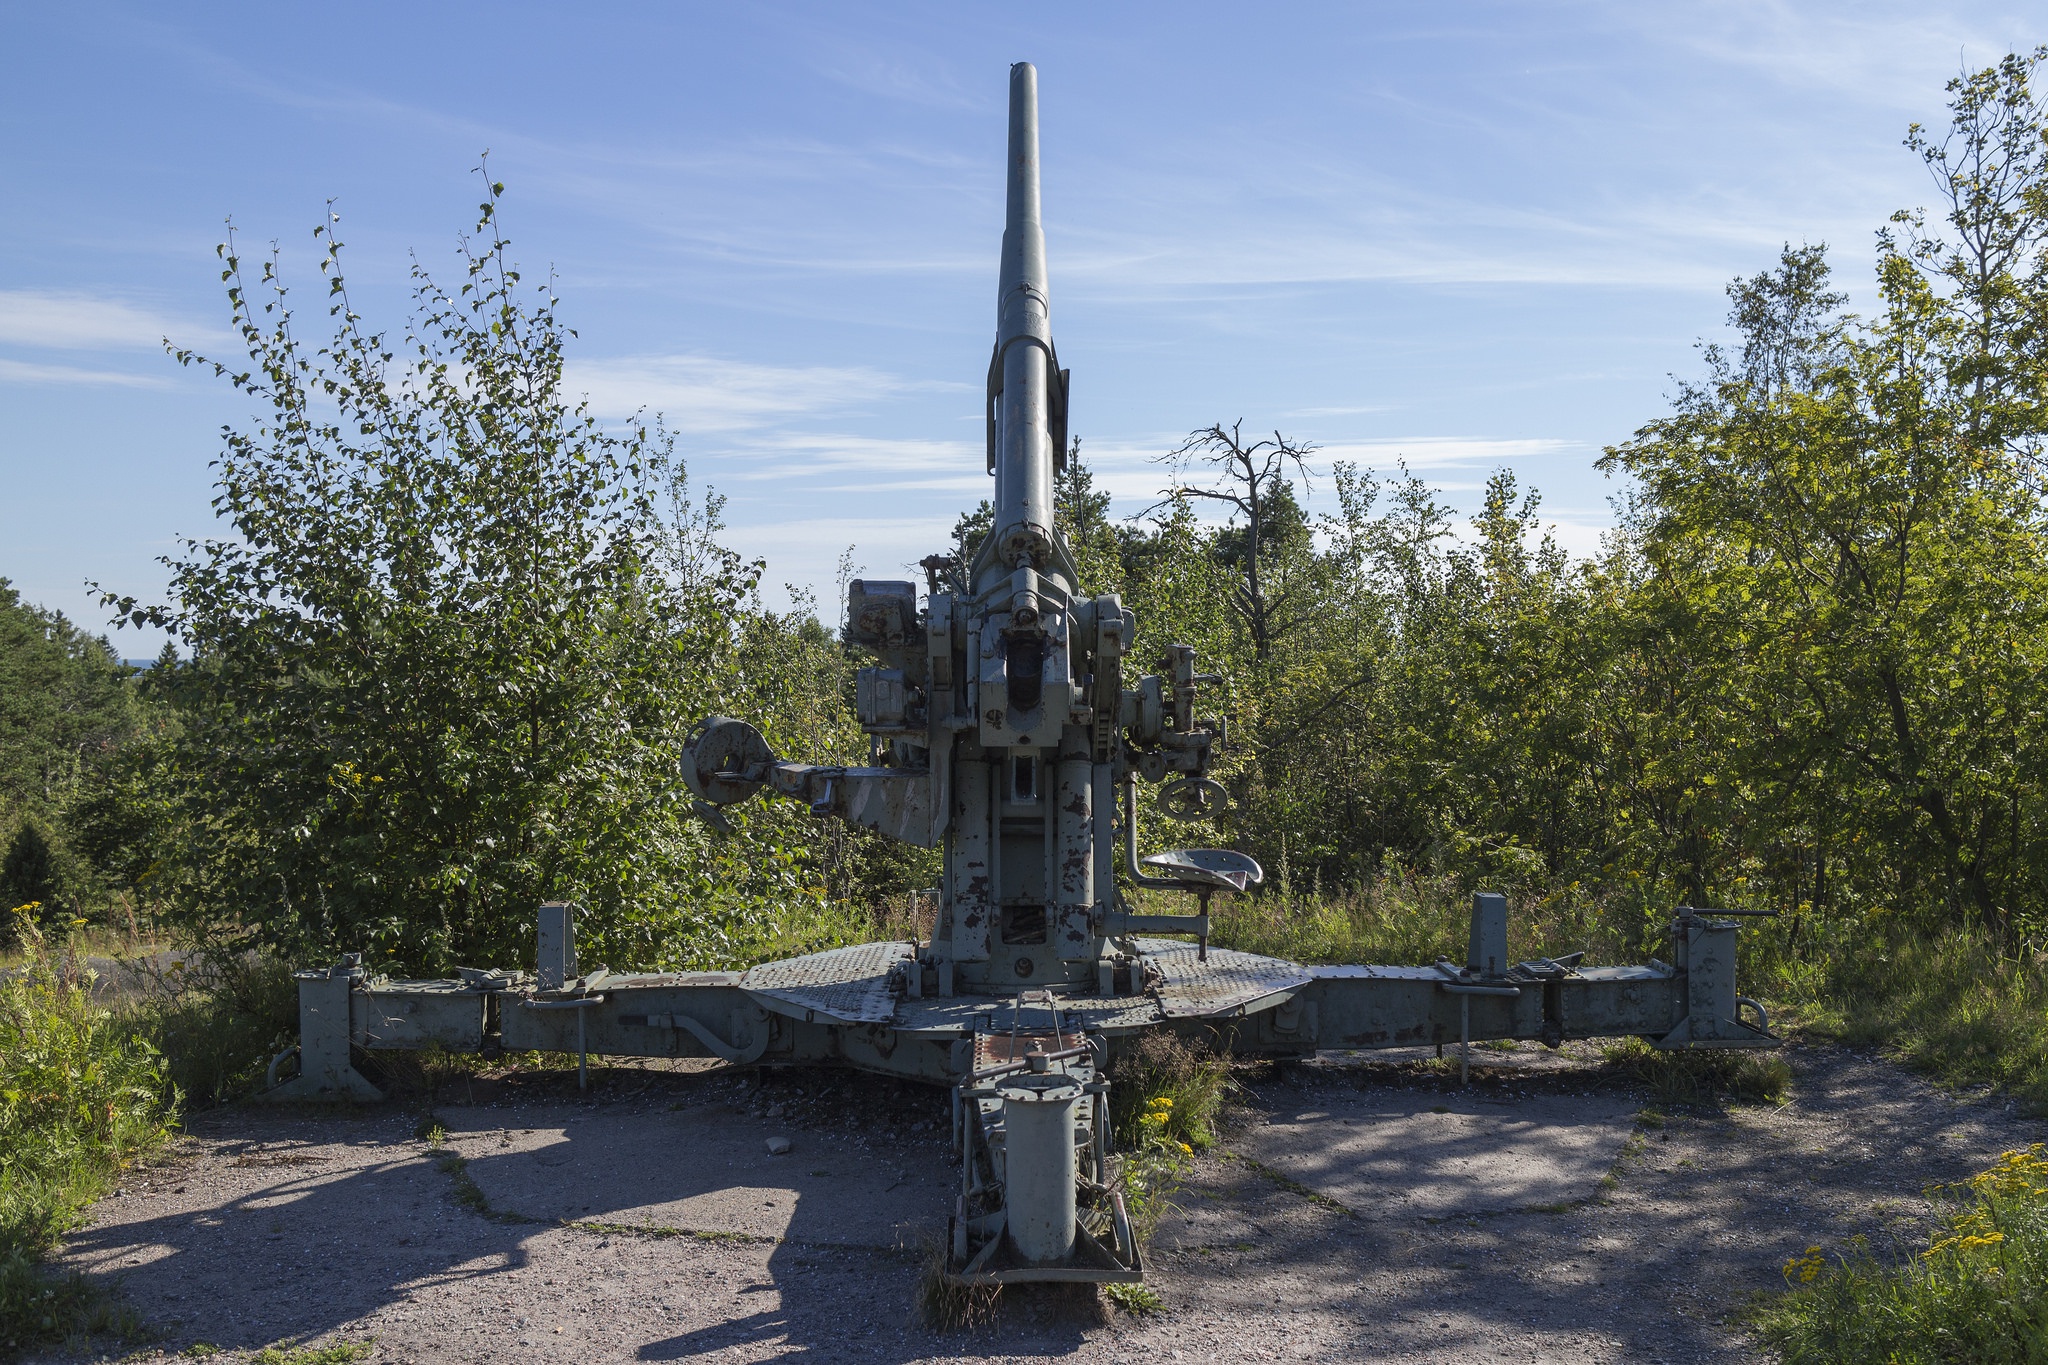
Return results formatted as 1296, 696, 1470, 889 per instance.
265, 62, 1777, 1291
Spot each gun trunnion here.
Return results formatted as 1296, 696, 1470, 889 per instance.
267, 63, 1776, 1288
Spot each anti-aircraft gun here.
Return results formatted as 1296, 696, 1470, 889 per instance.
262, 63, 1778, 1290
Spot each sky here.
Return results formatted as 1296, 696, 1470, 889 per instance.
3, 1, 2043, 656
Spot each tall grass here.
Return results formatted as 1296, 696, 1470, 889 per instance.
1756, 1145, 2048, 1363
124, 952, 298, 1108
708, 890, 936, 968
1108, 1031, 1231, 1152
1106, 1032, 1231, 1250
1769, 917, 2048, 1111
1204, 871, 1643, 968
1211, 875, 2048, 1112
1, 910, 176, 1356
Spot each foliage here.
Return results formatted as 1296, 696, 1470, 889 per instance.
1755, 1145, 2048, 1363
1103, 1281, 1165, 1314
1109, 1030, 1231, 1153
1206, 868, 1601, 967
0, 833, 54, 934
1599, 1035, 1792, 1106
0, 582, 143, 818
106, 177, 888, 976
1153, 421, 1322, 664
0, 50, 2044, 1191
0, 912, 176, 1356
125, 951, 299, 1108
1768, 918, 2048, 1111
0, 581, 156, 940
0, 1250, 143, 1361
1059, 48, 2048, 965
249, 1340, 375, 1365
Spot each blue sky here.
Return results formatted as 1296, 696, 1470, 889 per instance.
3, 1, 2042, 654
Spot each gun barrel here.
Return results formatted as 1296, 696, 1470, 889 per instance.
989, 61, 1056, 579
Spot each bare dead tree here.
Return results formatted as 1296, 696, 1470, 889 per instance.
1149, 421, 1318, 663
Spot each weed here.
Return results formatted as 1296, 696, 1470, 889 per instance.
1602, 1036, 1791, 1105
180, 1345, 222, 1358
1100, 1032, 1232, 1249
1206, 872, 1629, 969
1222, 1151, 1358, 1217
0, 911, 176, 1354
1109, 1032, 1231, 1151
566, 1219, 771, 1244
914, 1237, 1000, 1330
0, 1247, 148, 1357
1772, 921, 2048, 1112
123, 949, 297, 1107
249, 1339, 374, 1364
1104, 1281, 1164, 1314
1754, 1146, 2048, 1362
432, 1150, 496, 1218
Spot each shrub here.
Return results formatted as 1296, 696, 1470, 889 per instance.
0, 910, 177, 1354
125, 951, 298, 1108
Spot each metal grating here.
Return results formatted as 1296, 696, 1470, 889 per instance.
740, 940, 912, 1024
1133, 938, 1312, 1019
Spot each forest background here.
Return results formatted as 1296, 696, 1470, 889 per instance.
7, 50, 2048, 1110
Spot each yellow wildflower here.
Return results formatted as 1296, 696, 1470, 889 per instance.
1782, 1246, 1827, 1285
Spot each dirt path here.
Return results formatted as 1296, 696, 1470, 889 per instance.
33, 1041, 2043, 1364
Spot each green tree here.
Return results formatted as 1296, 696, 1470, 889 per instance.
109, 181, 846, 973
0, 821, 56, 918
0, 581, 141, 815
1603, 48, 2048, 933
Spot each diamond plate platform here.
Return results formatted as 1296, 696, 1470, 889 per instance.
889, 942, 1308, 1034
894, 992, 1166, 1036
1134, 938, 1312, 1019
740, 940, 913, 1024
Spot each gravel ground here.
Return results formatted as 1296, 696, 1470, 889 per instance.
31, 1041, 2044, 1364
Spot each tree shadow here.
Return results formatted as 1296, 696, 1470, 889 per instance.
56, 1067, 1097, 1361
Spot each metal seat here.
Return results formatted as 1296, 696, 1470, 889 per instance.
1140, 848, 1264, 895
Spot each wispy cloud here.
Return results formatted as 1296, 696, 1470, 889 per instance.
1316, 436, 1592, 469
563, 354, 953, 431
807, 43, 983, 112
1616, 0, 2027, 105
721, 432, 981, 480
1286, 404, 1397, 418
0, 290, 221, 352
1057, 434, 1592, 508
0, 357, 172, 389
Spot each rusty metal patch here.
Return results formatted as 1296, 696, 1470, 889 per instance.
972, 1028, 1083, 1071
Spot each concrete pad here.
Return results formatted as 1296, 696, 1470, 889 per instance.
1237, 1090, 1638, 1219
438, 1101, 951, 1248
